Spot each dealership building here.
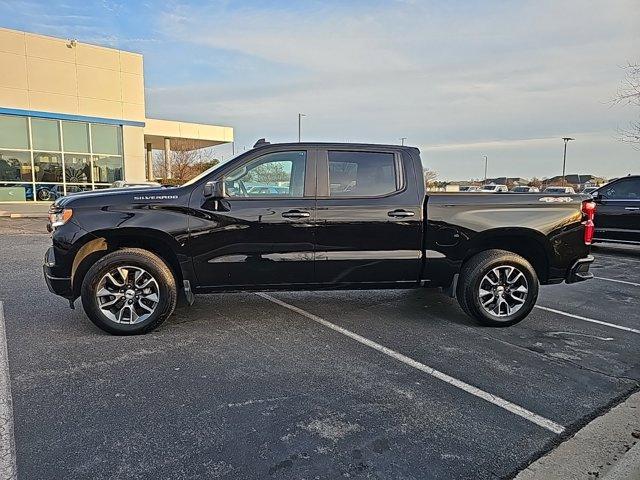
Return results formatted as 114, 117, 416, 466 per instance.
0, 27, 233, 202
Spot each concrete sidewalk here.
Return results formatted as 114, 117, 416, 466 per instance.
0, 203, 50, 218
603, 440, 640, 480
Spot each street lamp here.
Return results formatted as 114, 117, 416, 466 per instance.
400, 137, 407, 146
562, 137, 575, 186
298, 113, 306, 142
483, 155, 488, 183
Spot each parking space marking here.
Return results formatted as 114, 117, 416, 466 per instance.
535, 306, 640, 334
257, 292, 566, 435
594, 276, 640, 288
0, 302, 17, 479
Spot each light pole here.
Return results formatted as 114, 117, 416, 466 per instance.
298, 113, 306, 142
483, 155, 488, 183
562, 137, 575, 186
400, 137, 407, 146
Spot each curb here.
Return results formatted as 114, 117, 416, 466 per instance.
602, 439, 640, 480
0, 212, 48, 219
515, 391, 640, 480
9, 213, 48, 219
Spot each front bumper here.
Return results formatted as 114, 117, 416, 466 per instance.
566, 255, 594, 284
43, 247, 73, 297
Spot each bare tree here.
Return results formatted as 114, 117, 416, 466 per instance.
153, 139, 221, 182
424, 168, 438, 188
528, 177, 542, 189
612, 63, 640, 145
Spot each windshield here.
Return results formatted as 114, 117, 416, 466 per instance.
181, 155, 240, 187
483, 185, 497, 190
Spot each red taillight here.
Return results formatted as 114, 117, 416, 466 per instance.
582, 200, 596, 245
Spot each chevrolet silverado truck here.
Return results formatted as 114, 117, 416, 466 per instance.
44, 142, 596, 335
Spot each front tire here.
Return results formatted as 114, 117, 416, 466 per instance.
457, 249, 539, 327
81, 248, 177, 335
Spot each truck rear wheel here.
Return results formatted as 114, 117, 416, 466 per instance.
80, 248, 177, 335
457, 249, 538, 327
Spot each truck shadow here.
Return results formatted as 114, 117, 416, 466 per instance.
170, 288, 478, 331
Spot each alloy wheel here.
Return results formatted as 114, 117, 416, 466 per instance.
478, 265, 529, 318
95, 265, 160, 324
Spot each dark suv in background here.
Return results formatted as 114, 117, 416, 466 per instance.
592, 175, 640, 245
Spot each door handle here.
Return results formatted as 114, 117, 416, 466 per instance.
388, 209, 415, 218
282, 210, 311, 218
624, 207, 640, 211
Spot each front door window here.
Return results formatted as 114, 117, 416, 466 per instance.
225, 151, 307, 198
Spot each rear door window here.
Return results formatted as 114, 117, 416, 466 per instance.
328, 151, 399, 197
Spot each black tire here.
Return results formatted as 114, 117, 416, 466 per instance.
37, 188, 50, 201
81, 248, 177, 335
456, 249, 539, 327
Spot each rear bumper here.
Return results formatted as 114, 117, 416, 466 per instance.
566, 255, 594, 284
43, 247, 73, 298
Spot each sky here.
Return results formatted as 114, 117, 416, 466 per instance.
1, 0, 638, 180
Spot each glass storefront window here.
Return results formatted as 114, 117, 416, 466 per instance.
0, 115, 29, 150
0, 115, 125, 201
0, 150, 32, 182
0, 183, 33, 201
34, 152, 63, 182
93, 155, 123, 183
62, 121, 90, 153
65, 185, 92, 195
34, 183, 64, 202
64, 154, 92, 183
91, 124, 122, 155
32, 118, 61, 152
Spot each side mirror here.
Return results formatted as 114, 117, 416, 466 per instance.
592, 192, 603, 203
203, 180, 225, 199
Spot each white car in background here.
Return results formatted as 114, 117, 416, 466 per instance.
480, 184, 508, 193
581, 186, 599, 195
111, 180, 162, 188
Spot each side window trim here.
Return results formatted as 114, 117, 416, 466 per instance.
317, 149, 405, 199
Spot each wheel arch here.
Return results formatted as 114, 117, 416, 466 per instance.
71, 228, 186, 297
463, 228, 551, 283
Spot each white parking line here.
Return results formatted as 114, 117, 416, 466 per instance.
535, 306, 640, 334
0, 302, 17, 479
594, 276, 640, 288
256, 292, 565, 435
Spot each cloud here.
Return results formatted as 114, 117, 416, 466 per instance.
1, 0, 638, 178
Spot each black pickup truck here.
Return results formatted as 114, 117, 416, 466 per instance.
44, 142, 595, 335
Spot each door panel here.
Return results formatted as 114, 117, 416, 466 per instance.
188, 149, 317, 288
594, 178, 640, 243
314, 149, 423, 285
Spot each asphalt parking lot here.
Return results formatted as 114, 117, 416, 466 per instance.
1, 218, 639, 479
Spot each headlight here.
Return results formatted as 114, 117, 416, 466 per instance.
48, 208, 73, 228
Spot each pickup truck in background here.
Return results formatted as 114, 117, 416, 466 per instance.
591, 174, 640, 245
44, 142, 596, 335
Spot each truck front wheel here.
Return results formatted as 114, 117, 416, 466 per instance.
457, 249, 539, 327
80, 248, 177, 335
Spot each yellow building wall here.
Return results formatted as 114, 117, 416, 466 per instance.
0, 27, 145, 122
0, 27, 234, 186
122, 126, 146, 182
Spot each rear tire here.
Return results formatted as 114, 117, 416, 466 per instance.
457, 249, 538, 327
81, 248, 177, 335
